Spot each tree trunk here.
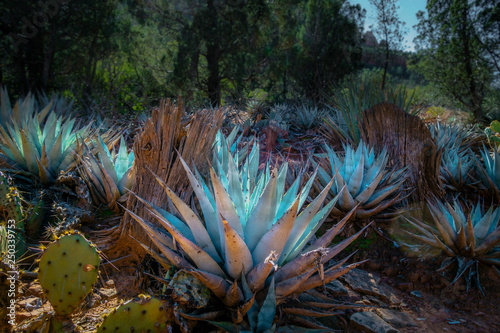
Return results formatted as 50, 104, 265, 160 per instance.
361, 102, 444, 203
460, 1, 484, 122
381, 40, 389, 90
206, 0, 221, 107
97, 99, 224, 295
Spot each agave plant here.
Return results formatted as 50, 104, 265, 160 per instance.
474, 145, 500, 203
429, 122, 479, 151
246, 99, 267, 121
126, 139, 366, 328
0, 92, 91, 185
401, 200, 500, 291
76, 135, 135, 212
316, 141, 407, 221
440, 144, 475, 192
266, 103, 291, 132
290, 104, 324, 132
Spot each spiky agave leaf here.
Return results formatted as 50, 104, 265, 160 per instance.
131, 133, 363, 326
440, 144, 474, 192
316, 141, 406, 221
429, 121, 479, 151
401, 200, 500, 292
75, 134, 135, 212
474, 145, 500, 202
291, 104, 324, 132
0, 95, 91, 185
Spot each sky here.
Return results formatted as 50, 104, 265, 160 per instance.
349, 0, 428, 52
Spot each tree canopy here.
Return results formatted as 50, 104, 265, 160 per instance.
414, 0, 500, 121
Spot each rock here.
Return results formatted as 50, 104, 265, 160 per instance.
17, 297, 42, 310
375, 308, 418, 328
16, 303, 53, 322
341, 269, 399, 304
326, 280, 349, 297
98, 288, 117, 299
381, 285, 401, 306
349, 312, 399, 333
362, 295, 387, 307
24, 283, 44, 298
396, 282, 413, 291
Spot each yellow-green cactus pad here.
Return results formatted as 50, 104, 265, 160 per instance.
38, 233, 100, 316
97, 297, 170, 332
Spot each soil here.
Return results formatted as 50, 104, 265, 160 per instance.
346, 228, 500, 333
8, 214, 500, 333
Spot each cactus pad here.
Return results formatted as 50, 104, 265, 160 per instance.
169, 270, 210, 308
97, 296, 170, 332
38, 233, 100, 316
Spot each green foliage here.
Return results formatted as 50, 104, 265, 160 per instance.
368, 0, 407, 90
325, 76, 422, 144
0, 1, 121, 94
485, 121, 500, 148
38, 233, 100, 316
425, 106, 447, 119
285, 0, 364, 102
414, 0, 499, 121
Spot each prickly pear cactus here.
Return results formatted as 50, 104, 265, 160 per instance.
38, 232, 100, 316
0, 171, 25, 257
169, 270, 210, 308
25, 191, 46, 239
97, 296, 171, 332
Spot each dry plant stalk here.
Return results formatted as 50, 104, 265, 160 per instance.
360, 102, 444, 202
98, 98, 223, 290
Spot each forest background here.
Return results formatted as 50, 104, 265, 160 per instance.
0, 0, 498, 123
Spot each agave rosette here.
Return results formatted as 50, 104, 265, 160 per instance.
76, 135, 135, 212
291, 104, 324, 132
402, 200, 500, 290
316, 141, 407, 221
126, 137, 366, 324
474, 145, 500, 201
0, 98, 91, 184
429, 122, 478, 151
266, 103, 291, 132
440, 144, 474, 191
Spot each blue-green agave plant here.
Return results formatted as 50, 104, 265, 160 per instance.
0, 97, 91, 184
402, 200, 500, 292
440, 144, 474, 191
76, 135, 135, 212
125, 135, 366, 327
470, 145, 500, 204
316, 141, 407, 221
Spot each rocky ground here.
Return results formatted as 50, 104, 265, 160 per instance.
10, 234, 500, 332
